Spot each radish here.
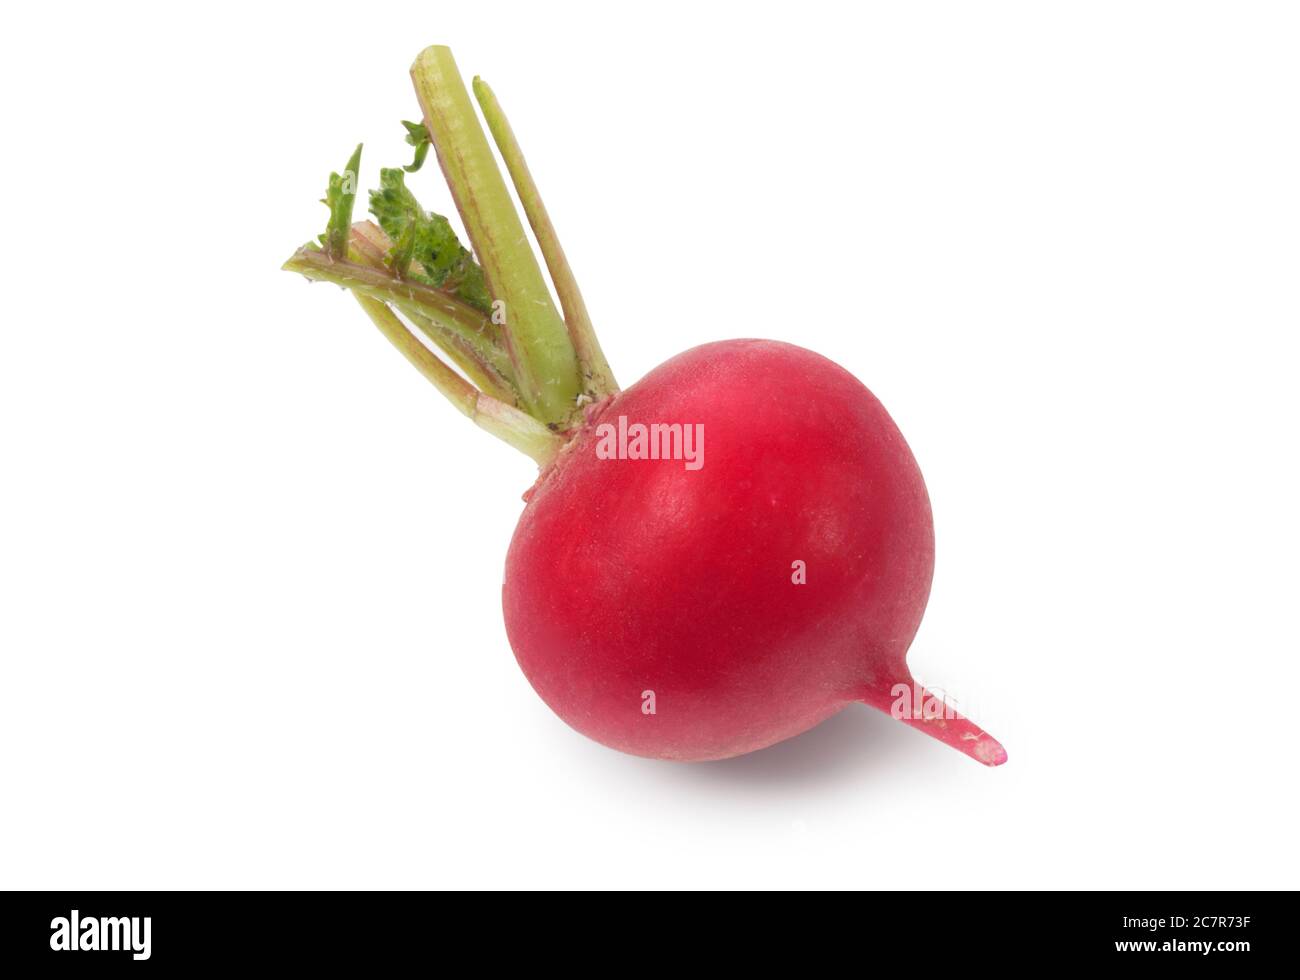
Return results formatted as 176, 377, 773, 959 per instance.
284, 45, 1006, 766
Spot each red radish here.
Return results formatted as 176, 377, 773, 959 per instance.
284, 45, 1006, 767
505, 340, 1005, 764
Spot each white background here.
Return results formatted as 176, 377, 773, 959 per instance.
2, 1, 1297, 889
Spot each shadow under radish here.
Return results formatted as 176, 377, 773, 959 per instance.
664, 702, 941, 789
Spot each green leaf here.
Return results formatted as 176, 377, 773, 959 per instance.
401, 120, 431, 173
368, 167, 492, 313
388, 218, 419, 280
322, 144, 363, 259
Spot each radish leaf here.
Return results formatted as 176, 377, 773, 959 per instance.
321, 144, 363, 259
368, 167, 491, 313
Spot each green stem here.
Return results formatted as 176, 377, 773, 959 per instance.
344, 224, 515, 402
410, 45, 583, 427
473, 77, 618, 398
398, 307, 515, 404
349, 220, 503, 346
352, 295, 563, 465
283, 246, 516, 396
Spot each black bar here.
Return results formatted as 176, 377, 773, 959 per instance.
0, 890, 1286, 970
